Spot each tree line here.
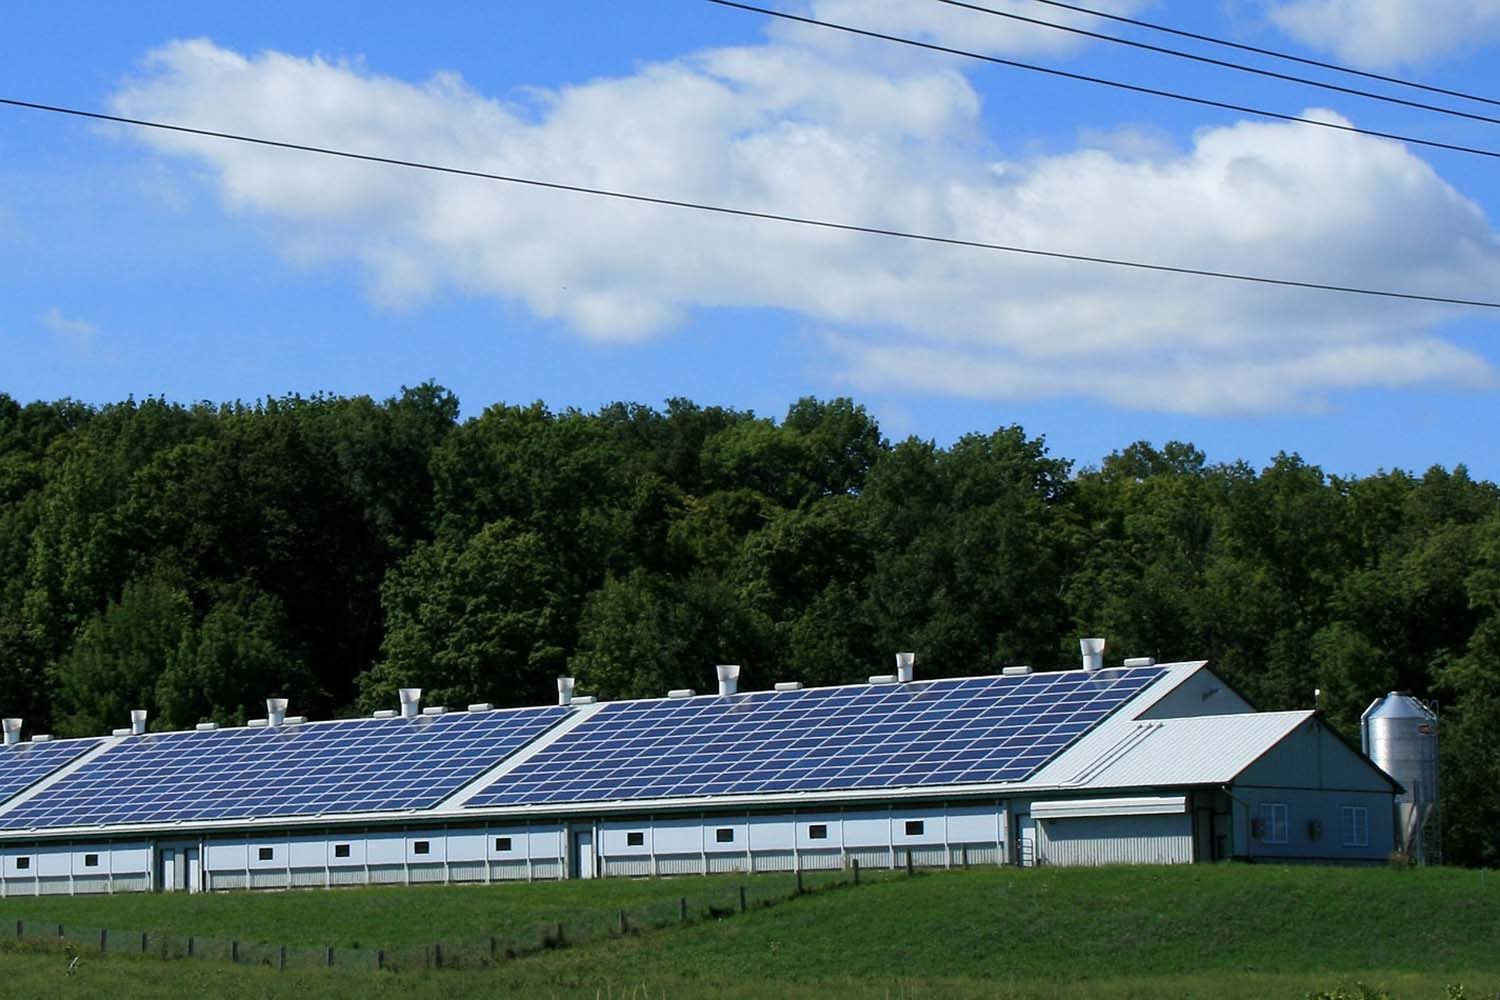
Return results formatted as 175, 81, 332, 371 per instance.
0, 387, 1495, 865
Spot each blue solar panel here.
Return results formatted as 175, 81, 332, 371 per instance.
0, 739, 102, 803
0, 707, 569, 830
465, 667, 1164, 808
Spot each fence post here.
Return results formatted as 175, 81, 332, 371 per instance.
618, 910, 627, 935
99, 928, 106, 952
738, 885, 747, 913
377, 949, 385, 971
56, 923, 63, 939
907, 851, 915, 877
187, 935, 194, 958
14, 919, 20, 940
962, 845, 970, 869
231, 940, 239, 963
795, 870, 804, 895
141, 932, 149, 955
489, 936, 497, 962
325, 946, 335, 968
852, 859, 860, 885
679, 897, 688, 923
556, 921, 565, 946
434, 943, 443, 968
278, 946, 286, 971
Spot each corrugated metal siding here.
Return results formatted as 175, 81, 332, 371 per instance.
1037, 813, 1192, 866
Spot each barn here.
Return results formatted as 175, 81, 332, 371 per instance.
0, 642, 1398, 895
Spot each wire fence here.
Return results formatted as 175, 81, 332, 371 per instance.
4, 862, 905, 973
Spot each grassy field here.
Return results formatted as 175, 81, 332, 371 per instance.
1, 864, 1496, 997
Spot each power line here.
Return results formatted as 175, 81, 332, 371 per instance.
932, 0, 1500, 128
702, 0, 1500, 162
2, 95, 1498, 311
1026, 0, 1500, 109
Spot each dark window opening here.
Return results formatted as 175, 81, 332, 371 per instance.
627, 831, 645, 847
16, 856, 30, 870
257, 847, 274, 862
905, 820, 925, 836
715, 827, 735, 844
84, 854, 99, 868
808, 824, 829, 840
413, 840, 431, 855
495, 837, 512, 852
334, 844, 351, 859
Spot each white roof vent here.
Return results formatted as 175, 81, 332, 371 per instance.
572, 695, 598, 705
869, 674, 898, 685
2, 718, 21, 747
195, 722, 219, 731
467, 703, 494, 712
1002, 665, 1033, 676
1123, 656, 1156, 667
31, 734, 52, 743
421, 706, 446, 716
557, 677, 576, 707
247, 719, 270, 728
266, 698, 288, 727
1080, 637, 1106, 673
774, 682, 804, 692
372, 709, 398, 719
283, 716, 306, 725
130, 709, 149, 736
716, 664, 741, 697
398, 688, 422, 719
668, 689, 696, 699
896, 652, 916, 684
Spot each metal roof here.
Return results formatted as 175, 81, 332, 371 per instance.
1036, 710, 1313, 790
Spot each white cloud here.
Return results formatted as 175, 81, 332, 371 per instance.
1267, 0, 1500, 68
108, 32, 1500, 415
40, 307, 111, 361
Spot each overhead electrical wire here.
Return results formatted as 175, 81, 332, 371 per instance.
930, 0, 1500, 128
2, 96, 1497, 311
702, 0, 1500, 161
1024, 0, 1500, 109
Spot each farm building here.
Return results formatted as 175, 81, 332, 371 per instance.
0, 642, 1398, 895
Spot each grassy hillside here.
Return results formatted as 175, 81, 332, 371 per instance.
1, 864, 1497, 998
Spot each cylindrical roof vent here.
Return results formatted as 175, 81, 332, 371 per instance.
716, 664, 741, 697
130, 709, 149, 736
2, 718, 21, 746
896, 652, 916, 684
266, 698, 289, 727
398, 688, 422, 719
557, 676, 576, 706
1080, 637, 1106, 672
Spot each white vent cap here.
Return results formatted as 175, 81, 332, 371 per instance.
717, 664, 741, 697
1123, 656, 1156, 667
372, 709, 398, 719
896, 652, 916, 683
130, 709, 149, 735
2, 718, 21, 747
668, 689, 696, 699
1002, 665, 1033, 676
557, 677, 576, 706
869, 674, 898, 685
1080, 637, 1106, 672
774, 682, 804, 692
398, 688, 422, 719
266, 698, 289, 726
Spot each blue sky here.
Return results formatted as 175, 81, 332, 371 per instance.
3, 1, 1499, 478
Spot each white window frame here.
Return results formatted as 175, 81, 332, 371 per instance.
1259, 803, 1289, 844
1341, 806, 1369, 848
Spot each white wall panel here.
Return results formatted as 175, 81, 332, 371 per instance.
447, 832, 486, 863
366, 831, 404, 865
748, 816, 794, 851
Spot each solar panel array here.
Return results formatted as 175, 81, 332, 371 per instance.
466, 667, 1164, 807
0, 708, 568, 830
0, 739, 102, 804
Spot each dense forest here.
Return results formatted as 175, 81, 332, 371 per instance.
0, 387, 1495, 865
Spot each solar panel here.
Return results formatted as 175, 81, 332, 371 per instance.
465, 667, 1164, 808
0, 739, 103, 804
0, 707, 568, 830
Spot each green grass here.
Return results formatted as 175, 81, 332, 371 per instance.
2, 864, 1497, 997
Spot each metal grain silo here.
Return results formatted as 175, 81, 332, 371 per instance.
1361, 693, 1439, 862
